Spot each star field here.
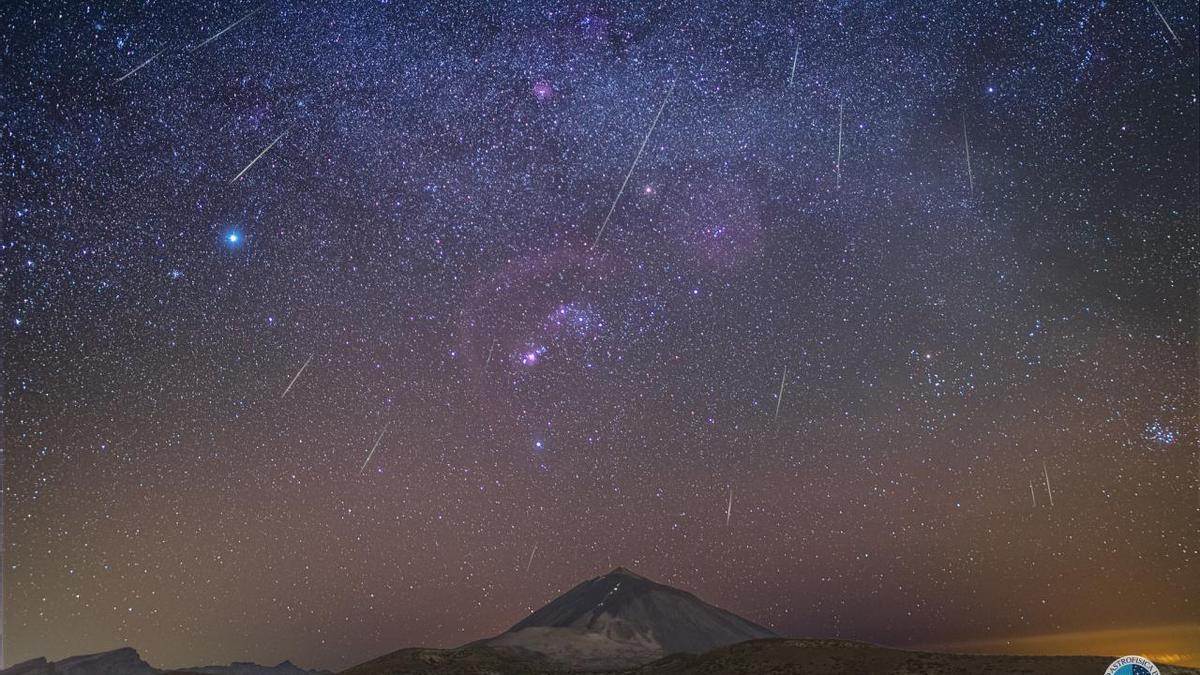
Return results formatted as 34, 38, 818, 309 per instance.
3, 0, 1198, 669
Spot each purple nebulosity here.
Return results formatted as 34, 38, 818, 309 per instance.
520, 344, 548, 365
532, 79, 555, 102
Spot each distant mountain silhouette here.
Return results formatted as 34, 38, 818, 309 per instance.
0, 649, 328, 675
177, 661, 330, 675
1, 648, 157, 675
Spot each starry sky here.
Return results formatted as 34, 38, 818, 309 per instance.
3, 0, 1198, 670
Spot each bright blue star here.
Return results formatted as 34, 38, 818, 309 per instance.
223, 230, 244, 248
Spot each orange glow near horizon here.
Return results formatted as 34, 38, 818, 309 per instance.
918, 624, 1200, 667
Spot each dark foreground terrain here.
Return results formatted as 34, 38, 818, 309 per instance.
7, 638, 1196, 675
10, 570, 1195, 675
341, 638, 1199, 675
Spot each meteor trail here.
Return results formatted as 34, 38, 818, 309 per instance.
526, 545, 538, 572
232, 130, 288, 182
281, 354, 313, 398
113, 49, 164, 83
1042, 460, 1054, 507
190, 5, 264, 53
1029, 480, 1037, 507
360, 422, 390, 474
725, 487, 733, 526
836, 99, 844, 189
593, 81, 675, 247
1148, 0, 1183, 48
962, 111, 974, 196
788, 44, 799, 86
774, 365, 788, 421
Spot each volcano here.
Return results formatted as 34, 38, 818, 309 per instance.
473, 566, 776, 669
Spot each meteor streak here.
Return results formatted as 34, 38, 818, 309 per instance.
1042, 460, 1054, 507
725, 487, 733, 526
113, 49, 164, 83
1148, 0, 1183, 48
232, 130, 288, 182
836, 99, 844, 189
774, 365, 788, 421
360, 422, 390, 474
963, 111, 974, 196
281, 354, 313, 398
593, 81, 675, 247
190, 5, 264, 53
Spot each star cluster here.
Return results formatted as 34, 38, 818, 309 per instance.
3, 0, 1198, 669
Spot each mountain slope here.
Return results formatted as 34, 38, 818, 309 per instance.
336, 646, 559, 675
476, 567, 776, 669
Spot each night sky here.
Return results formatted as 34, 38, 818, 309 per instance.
3, 0, 1198, 670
